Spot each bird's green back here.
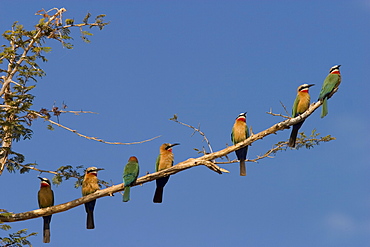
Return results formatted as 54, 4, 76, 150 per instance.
123, 161, 139, 185
319, 74, 340, 100
292, 95, 300, 117
231, 129, 235, 144
155, 154, 160, 172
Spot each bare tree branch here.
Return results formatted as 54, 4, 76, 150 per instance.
0, 97, 332, 222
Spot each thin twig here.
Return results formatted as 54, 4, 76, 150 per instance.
170, 115, 213, 153
266, 110, 290, 119
31, 110, 160, 145
16, 163, 58, 175
59, 110, 98, 115
216, 142, 287, 164
280, 101, 290, 116
248, 142, 286, 163
194, 160, 230, 174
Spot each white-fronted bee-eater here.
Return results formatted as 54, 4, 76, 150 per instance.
123, 156, 140, 202
288, 83, 315, 147
82, 167, 104, 229
38, 177, 54, 243
153, 143, 180, 203
231, 112, 249, 176
318, 65, 341, 118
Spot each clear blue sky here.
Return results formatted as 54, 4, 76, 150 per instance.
1, 1, 369, 246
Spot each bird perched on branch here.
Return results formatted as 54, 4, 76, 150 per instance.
231, 112, 249, 176
37, 177, 54, 243
123, 156, 140, 202
318, 65, 341, 118
288, 83, 315, 147
153, 143, 180, 203
82, 167, 104, 229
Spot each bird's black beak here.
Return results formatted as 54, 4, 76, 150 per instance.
168, 143, 180, 149
337, 64, 341, 67
96, 168, 105, 172
308, 84, 315, 88
38, 176, 43, 181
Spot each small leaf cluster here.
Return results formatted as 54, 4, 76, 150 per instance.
50, 165, 109, 189
0, 210, 12, 231
294, 129, 335, 150
0, 211, 36, 247
0, 228, 36, 247
272, 129, 335, 154
52, 165, 84, 187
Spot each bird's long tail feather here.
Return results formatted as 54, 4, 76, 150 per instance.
289, 126, 299, 147
153, 186, 164, 203
239, 160, 246, 176
123, 186, 130, 202
153, 176, 170, 203
288, 119, 305, 148
85, 200, 96, 229
42, 215, 52, 243
236, 147, 248, 176
321, 98, 328, 118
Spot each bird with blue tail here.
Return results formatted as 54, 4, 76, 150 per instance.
82, 166, 104, 229
288, 83, 315, 147
123, 156, 140, 202
153, 143, 180, 203
37, 177, 54, 243
231, 112, 249, 176
318, 65, 341, 118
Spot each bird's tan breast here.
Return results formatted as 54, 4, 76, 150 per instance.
233, 121, 246, 142
82, 175, 99, 195
297, 92, 310, 113
158, 151, 174, 171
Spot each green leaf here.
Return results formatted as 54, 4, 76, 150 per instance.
41, 47, 51, 53
169, 114, 178, 121
65, 19, 74, 25
52, 174, 62, 186
81, 30, 93, 36
38, 18, 45, 26
83, 12, 91, 24
0, 224, 11, 231
62, 42, 74, 49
